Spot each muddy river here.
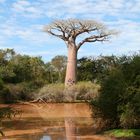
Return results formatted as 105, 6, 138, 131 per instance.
0, 103, 113, 140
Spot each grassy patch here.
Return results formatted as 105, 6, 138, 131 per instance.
103, 129, 140, 138
37, 82, 100, 102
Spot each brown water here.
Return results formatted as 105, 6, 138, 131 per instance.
0, 103, 112, 140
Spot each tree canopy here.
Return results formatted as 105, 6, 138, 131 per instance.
44, 19, 115, 50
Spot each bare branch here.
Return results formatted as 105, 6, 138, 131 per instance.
47, 29, 64, 39
43, 20, 69, 40
77, 30, 117, 50
43, 19, 116, 48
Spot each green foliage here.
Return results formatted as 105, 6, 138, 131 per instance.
104, 129, 140, 138
0, 78, 14, 104
91, 53, 140, 129
0, 106, 22, 136
0, 49, 15, 81
77, 55, 119, 82
51, 55, 67, 83
0, 78, 3, 88
77, 57, 95, 81
10, 55, 47, 83
44, 55, 67, 84
92, 69, 126, 122
0, 87, 14, 104
0, 49, 48, 103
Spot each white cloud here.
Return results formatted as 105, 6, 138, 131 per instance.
10, 0, 140, 20
0, 0, 5, 3
0, 20, 51, 45
12, 0, 43, 18
0, 0, 140, 61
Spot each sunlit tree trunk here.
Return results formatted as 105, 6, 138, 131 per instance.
65, 42, 77, 86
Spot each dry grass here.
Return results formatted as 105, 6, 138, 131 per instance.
37, 82, 100, 102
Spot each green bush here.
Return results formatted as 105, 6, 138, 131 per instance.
0, 79, 15, 104
119, 85, 140, 128
0, 85, 18, 104
90, 54, 140, 130
0, 78, 3, 88
103, 129, 140, 137
91, 69, 126, 130
6, 83, 35, 102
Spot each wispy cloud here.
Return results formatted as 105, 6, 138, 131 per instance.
10, 0, 140, 19
0, 0, 5, 3
0, 0, 140, 61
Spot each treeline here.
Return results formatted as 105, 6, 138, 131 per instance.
0, 49, 67, 84
0, 49, 140, 104
0, 49, 67, 103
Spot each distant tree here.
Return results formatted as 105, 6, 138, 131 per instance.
45, 62, 56, 83
11, 55, 46, 83
0, 49, 15, 81
44, 19, 115, 86
77, 55, 118, 82
51, 55, 67, 82
77, 57, 95, 81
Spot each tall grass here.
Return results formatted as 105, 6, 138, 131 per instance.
37, 82, 100, 102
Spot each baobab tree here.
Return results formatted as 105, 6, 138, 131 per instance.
44, 19, 115, 86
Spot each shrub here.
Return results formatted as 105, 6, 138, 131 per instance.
119, 85, 140, 128
37, 83, 65, 102
6, 83, 35, 102
0, 78, 3, 89
90, 69, 126, 130
90, 54, 140, 130
72, 82, 100, 100
103, 129, 140, 138
0, 78, 16, 104
37, 82, 100, 102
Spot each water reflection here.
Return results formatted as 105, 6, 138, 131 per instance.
41, 136, 51, 140
64, 104, 76, 140
0, 103, 104, 140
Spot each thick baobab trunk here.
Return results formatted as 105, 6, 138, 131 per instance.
65, 44, 77, 86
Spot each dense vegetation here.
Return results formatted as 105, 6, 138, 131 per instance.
91, 53, 140, 130
0, 49, 139, 104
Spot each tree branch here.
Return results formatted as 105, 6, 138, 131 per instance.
44, 19, 116, 49
47, 30, 65, 40
77, 34, 110, 50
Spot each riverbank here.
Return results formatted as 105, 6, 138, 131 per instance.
103, 129, 140, 140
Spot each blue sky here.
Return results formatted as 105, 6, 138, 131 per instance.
0, 0, 140, 62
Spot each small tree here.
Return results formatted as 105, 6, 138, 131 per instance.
44, 19, 115, 86
51, 55, 67, 82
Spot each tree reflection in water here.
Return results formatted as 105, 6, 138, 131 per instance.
0, 106, 22, 137
0, 103, 93, 140
33, 103, 78, 140
35, 103, 77, 140
64, 104, 76, 140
